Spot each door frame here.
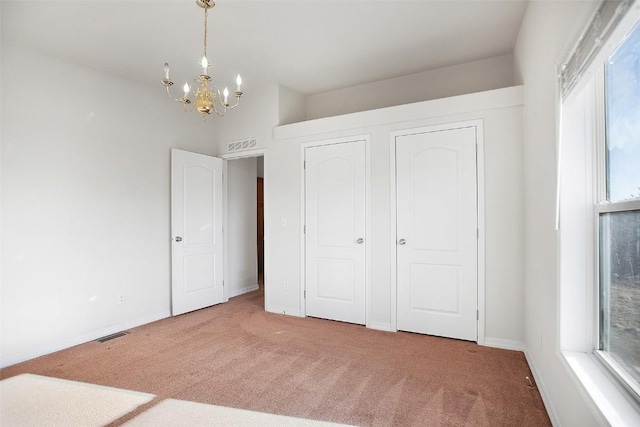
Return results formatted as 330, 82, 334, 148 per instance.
299, 135, 372, 326
389, 120, 486, 344
220, 148, 269, 308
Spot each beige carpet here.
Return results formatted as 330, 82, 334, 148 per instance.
0, 374, 154, 426
1, 374, 351, 427
123, 398, 351, 427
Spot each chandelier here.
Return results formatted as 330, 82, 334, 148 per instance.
161, 0, 242, 119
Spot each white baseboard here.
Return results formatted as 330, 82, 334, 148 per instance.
368, 321, 393, 332
265, 305, 303, 317
228, 284, 259, 299
1, 310, 170, 369
524, 349, 560, 427
483, 337, 526, 352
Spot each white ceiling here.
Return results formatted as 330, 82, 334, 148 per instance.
1, 0, 528, 95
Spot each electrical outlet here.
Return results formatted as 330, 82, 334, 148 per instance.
117, 293, 126, 305
283, 282, 289, 292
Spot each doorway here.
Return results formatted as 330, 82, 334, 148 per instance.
225, 153, 266, 303
257, 157, 264, 288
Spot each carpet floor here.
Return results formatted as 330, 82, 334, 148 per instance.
0, 374, 154, 426
0, 290, 550, 426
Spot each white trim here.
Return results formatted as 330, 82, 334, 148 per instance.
265, 306, 303, 318
561, 351, 640, 426
299, 145, 306, 317
0, 310, 170, 369
483, 337, 525, 352
365, 137, 372, 329
476, 121, 486, 346
368, 321, 393, 332
222, 158, 229, 303
227, 285, 260, 299
389, 120, 485, 343
596, 199, 640, 214
299, 135, 371, 324
220, 147, 268, 160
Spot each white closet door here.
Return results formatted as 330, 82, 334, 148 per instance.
305, 140, 366, 325
171, 149, 225, 316
396, 127, 478, 341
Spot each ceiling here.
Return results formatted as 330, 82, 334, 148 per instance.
1, 0, 528, 95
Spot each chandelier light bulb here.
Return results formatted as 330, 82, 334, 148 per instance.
236, 74, 242, 92
183, 82, 190, 96
223, 87, 229, 104
201, 56, 209, 74
164, 63, 170, 80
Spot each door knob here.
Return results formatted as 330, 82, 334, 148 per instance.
175, 236, 183, 242
398, 238, 406, 245
356, 238, 364, 244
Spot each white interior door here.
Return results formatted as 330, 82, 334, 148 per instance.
305, 140, 366, 325
171, 149, 224, 316
396, 126, 478, 341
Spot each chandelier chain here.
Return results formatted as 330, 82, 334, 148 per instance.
203, 7, 208, 61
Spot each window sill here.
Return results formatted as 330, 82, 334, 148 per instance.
563, 351, 640, 426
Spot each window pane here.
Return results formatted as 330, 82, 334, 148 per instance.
599, 210, 640, 388
605, 23, 640, 202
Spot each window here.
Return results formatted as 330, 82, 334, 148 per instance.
596, 21, 640, 399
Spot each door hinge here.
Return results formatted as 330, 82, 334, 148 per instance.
477, 310, 479, 320
304, 290, 306, 299
303, 225, 306, 234
223, 280, 225, 287
304, 160, 306, 169
476, 229, 479, 239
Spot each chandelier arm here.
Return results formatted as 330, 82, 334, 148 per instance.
224, 96, 241, 109
209, 86, 227, 117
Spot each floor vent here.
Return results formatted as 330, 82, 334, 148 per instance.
96, 332, 128, 343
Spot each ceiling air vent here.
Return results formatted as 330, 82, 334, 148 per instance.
227, 137, 258, 153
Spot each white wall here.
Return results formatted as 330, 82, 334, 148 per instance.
258, 87, 525, 344
279, 85, 307, 126
514, 1, 601, 425
216, 84, 280, 152
0, 41, 217, 367
306, 55, 515, 120
226, 157, 258, 298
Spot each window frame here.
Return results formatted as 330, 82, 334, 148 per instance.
558, 5, 640, 423
593, 58, 640, 403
